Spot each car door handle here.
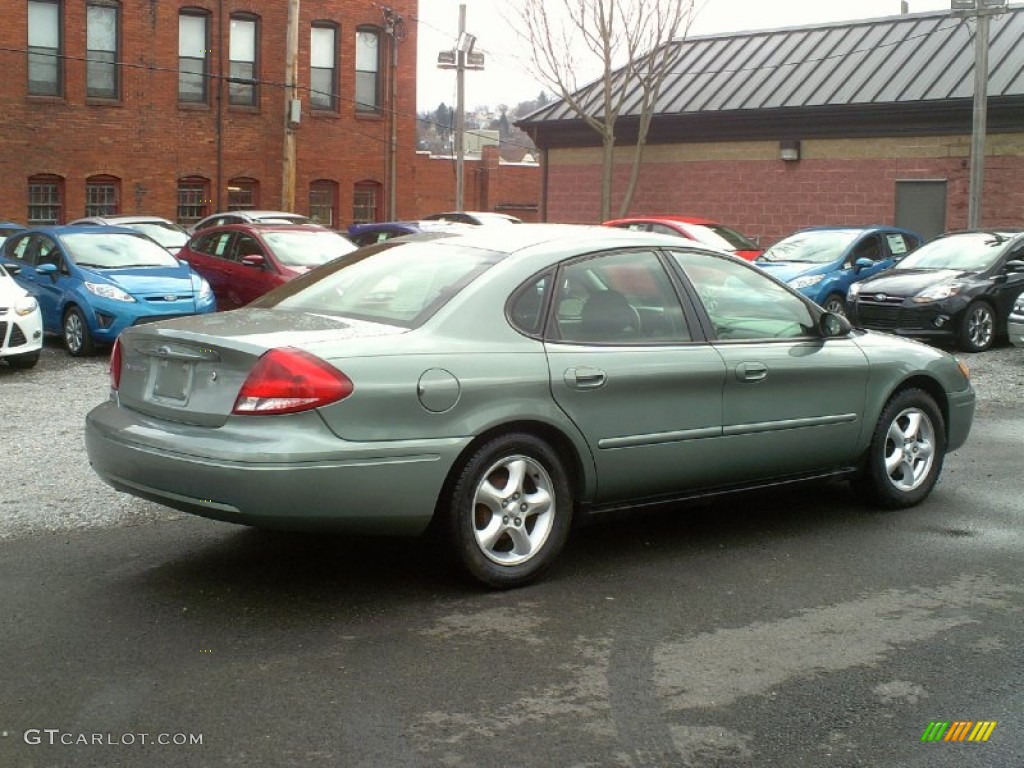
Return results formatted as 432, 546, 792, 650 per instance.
736, 362, 768, 382
564, 367, 606, 389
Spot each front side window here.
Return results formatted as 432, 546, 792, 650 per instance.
228, 179, 257, 210
229, 15, 258, 106
28, 175, 63, 224
310, 23, 337, 110
87, 1, 119, 99
28, 0, 62, 96
352, 181, 380, 224
672, 250, 815, 340
309, 180, 337, 228
553, 250, 690, 344
178, 11, 209, 103
85, 175, 119, 216
355, 28, 381, 112
177, 177, 208, 227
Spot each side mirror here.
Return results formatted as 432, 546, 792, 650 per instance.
1006, 259, 1024, 274
241, 254, 265, 269
4, 262, 22, 275
37, 263, 58, 277
820, 311, 851, 338
853, 257, 874, 273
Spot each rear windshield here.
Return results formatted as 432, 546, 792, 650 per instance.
250, 240, 503, 327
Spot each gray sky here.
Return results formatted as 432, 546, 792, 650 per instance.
415, 0, 955, 112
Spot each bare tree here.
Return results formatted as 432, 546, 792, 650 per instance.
515, 0, 696, 220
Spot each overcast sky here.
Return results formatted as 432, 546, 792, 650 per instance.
415, 0, 956, 112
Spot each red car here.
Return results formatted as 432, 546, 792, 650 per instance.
178, 223, 358, 309
603, 215, 763, 261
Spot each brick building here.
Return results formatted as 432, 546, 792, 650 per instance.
2, 0, 420, 228
518, 8, 1024, 244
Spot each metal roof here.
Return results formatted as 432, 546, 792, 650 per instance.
523, 6, 1024, 124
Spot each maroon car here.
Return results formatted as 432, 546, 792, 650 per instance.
177, 223, 358, 309
603, 215, 763, 261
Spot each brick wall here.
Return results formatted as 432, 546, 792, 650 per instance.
0, 0, 419, 226
545, 135, 1024, 244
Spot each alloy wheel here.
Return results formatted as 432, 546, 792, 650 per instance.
882, 407, 936, 493
471, 454, 555, 566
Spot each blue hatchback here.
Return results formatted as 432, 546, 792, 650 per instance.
0, 225, 216, 355
756, 226, 922, 315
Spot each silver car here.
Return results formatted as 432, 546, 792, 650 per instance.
85, 225, 976, 588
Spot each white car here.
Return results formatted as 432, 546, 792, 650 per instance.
1009, 294, 1024, 348
0, 262, 44, 369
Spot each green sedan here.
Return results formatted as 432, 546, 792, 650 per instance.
85, 225, 975, 588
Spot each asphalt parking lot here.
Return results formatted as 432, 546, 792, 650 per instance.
1, 337, 1021, 541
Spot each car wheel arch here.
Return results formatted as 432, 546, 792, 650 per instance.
866, 375, 951, 451
433, 420, 590, 521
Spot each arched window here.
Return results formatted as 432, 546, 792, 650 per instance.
355, 27, 382, 113
85, 175, 120, 216
309, 180, 338, 228
352, 180, 381, 224
177, 176, 210, 227
228, 178, 258, 210
28, 174, 64, 224
229, 13, 259, 106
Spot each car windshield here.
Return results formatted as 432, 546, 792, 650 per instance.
121, 222, 189, 250
894, 232, 1008, 271
686, 223, 759, 252
262, 230, 358, 267
759, 230, 860, 264
251, 241, 503, 327
62, 232, 182, 268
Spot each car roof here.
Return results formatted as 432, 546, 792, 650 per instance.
605, 215, 718, 226
192, 222, 332, 233
17, 224, 155, 237
71, 214, 177, 225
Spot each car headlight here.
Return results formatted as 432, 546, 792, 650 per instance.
912, 282, 962, 303
848, 282, 863, 299
14, 295, 39, 316
788, 274, 825, 290
85, 281, 136, 302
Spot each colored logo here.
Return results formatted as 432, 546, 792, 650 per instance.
921, 721, 997, 742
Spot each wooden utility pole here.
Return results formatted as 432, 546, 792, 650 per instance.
282, 0, 300, 211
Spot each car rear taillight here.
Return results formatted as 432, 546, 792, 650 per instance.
109, 339, 123, 391
232, 348, 353, 415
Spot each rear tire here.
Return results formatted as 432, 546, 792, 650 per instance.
443, 432, 573, 589
853, 388, 945, 509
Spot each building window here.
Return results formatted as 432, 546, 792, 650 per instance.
179, 11, 209, 103
85, 176, 120, 216
352, 181, 381, 224
28, 175, 63, 224
86, 1, 119, 99
228, 179, 257, 210
355, 28, 381, 113
309, 181, 337, 228
28, 0, 62, 96
229, 14, 258, 106
177, 177, 209, 227
310, 23, 337, 111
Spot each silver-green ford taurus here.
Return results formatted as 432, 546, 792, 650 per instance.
85, 224, 975, 588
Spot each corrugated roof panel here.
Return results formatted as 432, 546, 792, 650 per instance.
916, 20, 975, 100
519, 7, 1024, 124
987, 13, 1024, 96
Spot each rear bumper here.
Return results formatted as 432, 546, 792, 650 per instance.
85, 401, 469, 534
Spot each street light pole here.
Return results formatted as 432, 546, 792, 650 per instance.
952, 0, 1007, 229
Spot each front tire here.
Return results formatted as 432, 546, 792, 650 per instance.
63, 306, 95, 357
444, 433, 573, 589
854, 388, 945, 509
822, 292, 846, 316
958, 300, 995, 352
